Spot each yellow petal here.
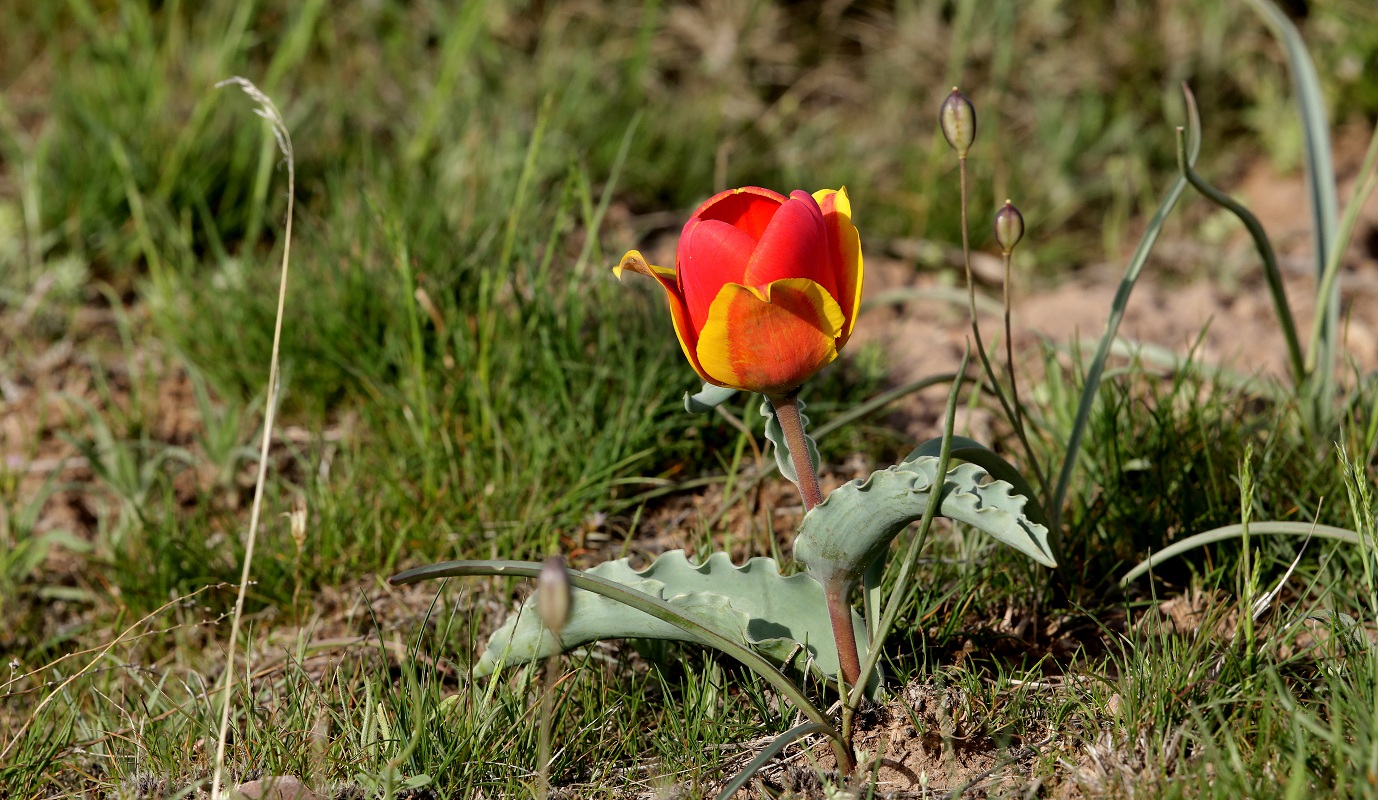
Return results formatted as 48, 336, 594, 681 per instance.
695, 278, 843, 395
813, 188, 864, 348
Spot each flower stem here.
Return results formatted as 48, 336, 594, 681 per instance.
958, 158, 1048, 499
1002, 250, 1024, 441
767, 392, 822, 511
538, 653, 557, 799
768, 392, 860, 690
825, 581, 863, 687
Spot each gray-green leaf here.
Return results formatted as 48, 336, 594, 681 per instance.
685, 383, 739, 413
794, 455, 1056, 594
475, 550, 869, 683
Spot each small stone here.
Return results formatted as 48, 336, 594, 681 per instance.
232, 776, 323, 800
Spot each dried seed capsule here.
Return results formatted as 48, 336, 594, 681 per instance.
537, 556, 571, 635
940, 88, 976, 157
994, 200, 1024, 255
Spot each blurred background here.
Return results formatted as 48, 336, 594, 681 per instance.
4, 1, 1378, 794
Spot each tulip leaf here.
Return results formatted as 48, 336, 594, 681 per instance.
685, 383, 739, 413
760, 397, 820, 487
794, 455, 1056, 595
905, 436, 1050, 530
473, 550, 871, 684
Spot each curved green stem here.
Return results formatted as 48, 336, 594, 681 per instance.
1120, 521, 1359, 585
1049, 85, 1202, 540
846, 345, 971, 723
716, 722, 833, 800
1173, 127, 1305, 387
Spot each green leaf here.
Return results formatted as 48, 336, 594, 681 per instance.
905, 436, 1050, 530
468, 550, 869, 682
389, 557, 846, 744
795, 455, 1056, 594
685, 383, 738, 413
715, 721, 832, 800
760, 396, 819, 487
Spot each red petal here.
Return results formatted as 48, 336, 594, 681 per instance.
742, 191, 828, 292
678, 217, 757, 331
691, 187, 786, 241
614, 250, 712, 383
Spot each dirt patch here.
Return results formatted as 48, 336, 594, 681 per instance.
720, 681, 1043, 799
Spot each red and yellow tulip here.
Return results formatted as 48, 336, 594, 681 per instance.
616, 186, 864, 395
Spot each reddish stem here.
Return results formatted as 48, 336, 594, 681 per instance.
769, 392, 860, 687
767, 392, 823, 511
825, 582, 862, 687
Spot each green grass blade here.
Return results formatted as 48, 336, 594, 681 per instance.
847, 345, 971, 712
715, 721, 832, 800
1049, 88, 1202, 536
1307, 122, 1378, 375
1120, 521, 1359, 585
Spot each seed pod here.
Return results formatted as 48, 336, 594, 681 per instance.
537, 556, 571, 635
940, 88, 976, 157
994, 200, 1024, 255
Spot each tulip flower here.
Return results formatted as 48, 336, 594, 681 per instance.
615, 186, 863, 396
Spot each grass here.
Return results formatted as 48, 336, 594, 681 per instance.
3, 0, 1378, 797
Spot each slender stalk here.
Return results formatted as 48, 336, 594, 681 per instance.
767, 392, 822, 511
1173, 128, 1305, 387
209, 78, 295, 800
958, 159, 1048, 499
1002, 250, 1023, 438
537, 654, 557, 799
845, 345, 972, 730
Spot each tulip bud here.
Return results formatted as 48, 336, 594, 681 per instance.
994, 200, 1024, 255
940, 88, 976, 158
537, 556, 571, 635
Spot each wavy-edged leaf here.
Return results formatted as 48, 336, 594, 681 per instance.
906, 436, 1049, 530
795, 456, 1055, 594
388, 558, 845, 743
468, 550, 869, 682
